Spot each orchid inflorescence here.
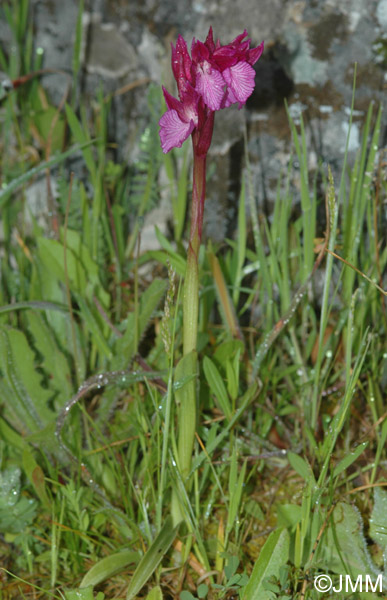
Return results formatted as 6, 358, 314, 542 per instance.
159, 27, 264, 154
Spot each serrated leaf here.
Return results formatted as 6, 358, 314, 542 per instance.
0, 326, 54, 432
80, 550, 140, 588
29, 261, 85, 374
126, 516, 178, 600
323, 502, 383, 582
0, 467, 37, 534
242, 528, 290, 600
0, 496, 37, 534
369, 487, 387, 569
26, 311, 73, 406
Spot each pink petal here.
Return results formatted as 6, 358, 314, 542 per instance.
248, 41, 264, 65
223, 62, 256, 106
159, 109, 195, 153
212, 45, 238, 70
162, 87, 182, 112
230, 30, 248, 46
195, 62, 226, 110
205, 27, 215, 53
221, 85, 238, 108
171, 35, 192, 88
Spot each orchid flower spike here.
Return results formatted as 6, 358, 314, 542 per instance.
159, 27, 264, 154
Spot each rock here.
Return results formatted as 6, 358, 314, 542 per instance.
82, 13, 138, 79
1, 0, 385, 243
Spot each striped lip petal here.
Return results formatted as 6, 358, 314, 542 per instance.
195, 62, 226, 111
221, 85, 238, 108
222, 61, 256, 106
159, 109, 195, 153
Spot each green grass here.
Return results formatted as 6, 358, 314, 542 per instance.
0, 2, 387, 599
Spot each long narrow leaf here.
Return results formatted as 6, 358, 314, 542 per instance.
0, 141, 98, 208
80, 550, 140, 589
242, 528, 290, 600
126, 517, 177, 600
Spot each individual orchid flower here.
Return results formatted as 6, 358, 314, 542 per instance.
196, 28, 264, 110
159, 86, 199, 154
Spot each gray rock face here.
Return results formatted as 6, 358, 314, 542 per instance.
1, 0, 386, 241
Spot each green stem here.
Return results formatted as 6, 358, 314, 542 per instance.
172, 148, 207, 526
183, 247, 199, 355
183, 150, 206, 355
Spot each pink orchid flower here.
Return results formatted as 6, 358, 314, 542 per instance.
159, 27, 263, 154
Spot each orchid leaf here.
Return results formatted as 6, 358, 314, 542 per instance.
126, 516, 177, 600
242, 528, 290, 600
0, 326, 53, 433
80, 550, 140, 589
203, 356, 232, 420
